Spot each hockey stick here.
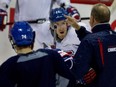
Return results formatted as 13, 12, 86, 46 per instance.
0, 18, 46, 31
5, 18, 46, 25
81, 17, 90, 20
5, 17, 89, 25
0, 16, 89, 31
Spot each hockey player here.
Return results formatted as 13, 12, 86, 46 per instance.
0, 21, 75, 87
32, 7, 80, 87
38, 8, 94, 87
39, 7, 88, 56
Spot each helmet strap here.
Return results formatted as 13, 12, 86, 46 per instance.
9, 36, 18, 53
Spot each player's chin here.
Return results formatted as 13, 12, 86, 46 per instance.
58, 34, 65, 39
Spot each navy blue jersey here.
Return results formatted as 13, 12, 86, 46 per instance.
0, 49, 75, 87
75, 26, 90, 41
73, 24, 116, 87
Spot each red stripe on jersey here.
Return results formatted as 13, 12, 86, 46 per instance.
98, 38, 104, 66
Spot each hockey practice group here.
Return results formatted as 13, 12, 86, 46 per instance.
0, 0, 116, 87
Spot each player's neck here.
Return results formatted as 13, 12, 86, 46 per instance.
17, 48, 33, 54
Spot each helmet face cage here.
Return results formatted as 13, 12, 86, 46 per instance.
49, 8, 71, 47
9, 21, 34, 47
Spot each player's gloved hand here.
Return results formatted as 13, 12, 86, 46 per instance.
66, 6, 81, 22
60, 3, 81, 22
57, 49, 74, 69
83, 68, 96, 84
63, 56, 73, 69
75, 68, 96, 86
0, 9, 7, 31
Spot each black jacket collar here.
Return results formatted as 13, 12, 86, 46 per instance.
92, 23, 111, 33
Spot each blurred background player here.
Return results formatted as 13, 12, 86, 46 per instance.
110, 0, 116, 31
0, 21, 75, 87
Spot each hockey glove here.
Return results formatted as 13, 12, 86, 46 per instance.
75, 68, 96, 86
57, 49, 74, 69
83, 68, 96, 84
0, 9, 7, 31
66, 6, 81, 22
61, 3, 81, 22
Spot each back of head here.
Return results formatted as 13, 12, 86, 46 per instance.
91, 3, 110, 23
49, 8, 68, 23
9, 21, 35, 47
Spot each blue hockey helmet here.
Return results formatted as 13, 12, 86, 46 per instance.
9, 21, 35, 46
49, 8, 68, 22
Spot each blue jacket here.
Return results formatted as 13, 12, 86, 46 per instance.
72, 23, 116, 87
0, 49, 75, 87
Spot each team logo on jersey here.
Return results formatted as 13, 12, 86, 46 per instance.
108, 47, 116, 52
